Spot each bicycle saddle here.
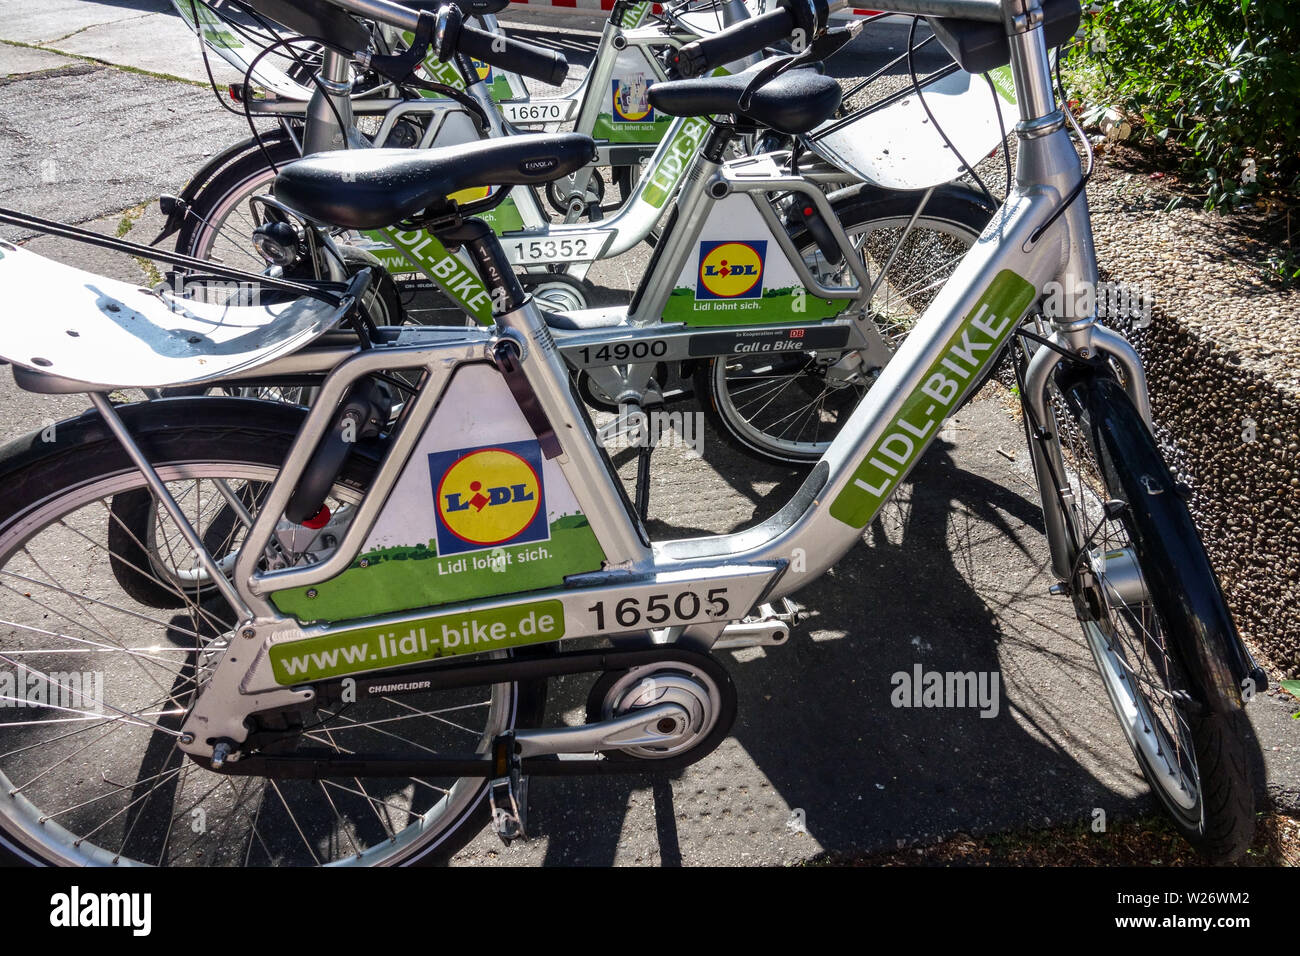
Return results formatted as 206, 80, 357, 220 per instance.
648, 61, 841, 135
273, 133, 597, 231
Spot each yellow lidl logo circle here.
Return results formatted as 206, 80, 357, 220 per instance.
430, 440, 549, 555
611, 75, 654, 122
697, 240, 766, 300
448, 184, 494, 205
471, 58, 493, 83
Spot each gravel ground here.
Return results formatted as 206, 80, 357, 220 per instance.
1079, 143, 1300, 680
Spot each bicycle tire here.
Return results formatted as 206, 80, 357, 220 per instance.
0, 398, 546, 867
1038, 365, 1258, 861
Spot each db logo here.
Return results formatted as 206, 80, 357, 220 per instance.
428, 440, 549, 556
697, 240, 766, 300
471, 59, 493, 83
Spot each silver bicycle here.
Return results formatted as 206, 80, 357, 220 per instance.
0, 0, 1263, 867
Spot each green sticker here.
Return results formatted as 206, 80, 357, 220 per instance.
987, 65, 1016, 105
363, 226, 495, 324
829, 269, 1036, 528
269, 599, 566, 684
272, 517, 604, 622
662, 287, 849, 325
639, 117, 711, 209
616, 1, 652, 28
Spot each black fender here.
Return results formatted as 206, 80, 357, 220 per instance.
823, 178, 999, 222
1059, 369, 1266, 710
151, 131, 299, 245
0, 397, 387, 518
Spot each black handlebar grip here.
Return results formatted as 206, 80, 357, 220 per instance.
458, 23, 569, 86
670, 7, 795, 78
243, 0, 371, 54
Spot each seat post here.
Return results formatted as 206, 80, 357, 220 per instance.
701, 122, 738, 163
303, 49, 357, 154
436, 218, 527, 317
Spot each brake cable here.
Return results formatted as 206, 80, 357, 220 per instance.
906, 16, 996, 208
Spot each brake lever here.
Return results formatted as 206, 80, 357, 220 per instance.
363, 8, 437, 84
358, 8, 490, 134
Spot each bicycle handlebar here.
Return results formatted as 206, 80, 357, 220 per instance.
445, 8, 569, 86
301, 0, 568, 86
670, 7, 796, 78
670, 0, 834, 78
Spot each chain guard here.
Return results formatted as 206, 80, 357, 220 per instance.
190, 644, 736, 779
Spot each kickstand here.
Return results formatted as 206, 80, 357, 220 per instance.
633, 408, 657, 522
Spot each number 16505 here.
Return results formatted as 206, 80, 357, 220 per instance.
588, 588, 730, 630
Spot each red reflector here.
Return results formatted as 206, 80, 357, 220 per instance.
803, 207, 814, 217
302, 505, 331, 530
228, 85, 239, 101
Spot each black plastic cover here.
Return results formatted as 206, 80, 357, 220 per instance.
927, 0, 1081, 75
241, 0, 370, 53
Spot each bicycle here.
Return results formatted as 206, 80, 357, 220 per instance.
168, 0, 1012, 464
168, 0, 767, 230
0, 0, 1262, 867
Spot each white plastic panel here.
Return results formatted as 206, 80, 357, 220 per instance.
0, 243, 341, 389
808, 68, 1013, 190
172, 0, 316, 100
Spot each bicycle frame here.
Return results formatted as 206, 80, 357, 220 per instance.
143, 0, 1157, 758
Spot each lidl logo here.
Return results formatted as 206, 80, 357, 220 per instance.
697, 240, 766, 300
429, 440, 549, 556
611, 73, 653, 122
471, 58, 493, 83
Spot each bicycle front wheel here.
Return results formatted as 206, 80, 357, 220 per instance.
1034, 365, 1258, 861
0, 398, 544, 866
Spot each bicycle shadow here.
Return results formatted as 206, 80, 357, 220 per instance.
521, 396, 1221, 865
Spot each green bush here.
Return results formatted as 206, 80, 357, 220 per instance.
1071, 0, 1300, 211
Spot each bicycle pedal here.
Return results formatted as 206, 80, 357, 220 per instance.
490, 774, 528, 845
714, 598, 801, 650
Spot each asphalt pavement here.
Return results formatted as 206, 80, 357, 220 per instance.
0, 0, 1294, 866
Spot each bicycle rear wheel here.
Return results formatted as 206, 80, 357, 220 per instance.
0, 399, 545, 866
1032, 363, 1258, 861
696, 183, 993, 464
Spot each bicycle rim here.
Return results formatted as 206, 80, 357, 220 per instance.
1042, 374, 1202, 819
0, 461, 517, 866
709, 210, 980, 461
